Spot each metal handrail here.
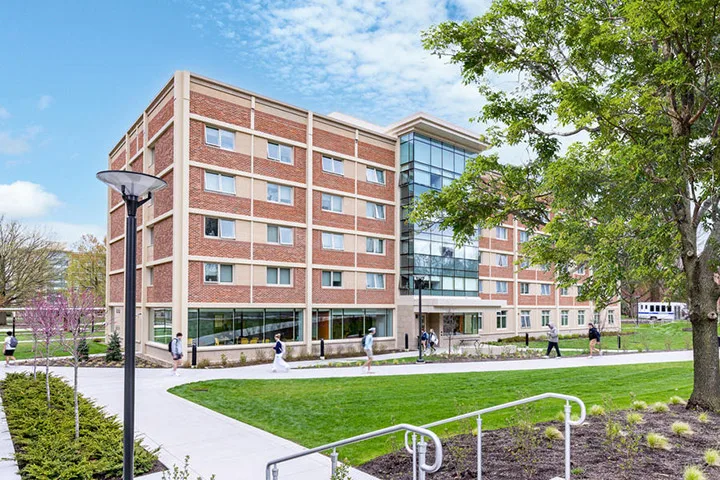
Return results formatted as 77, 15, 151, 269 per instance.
265, 423, 443, 480
403, 392, 586, 480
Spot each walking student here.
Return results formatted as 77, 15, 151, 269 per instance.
362, 327, 376, 373
428, 328, 438, 354
420, 328, 428, 353
588, 323, 602, 357
4, 331, 17, 366
544, 323, 561, 358
272, 333, 290, 373
170, 332, 183, 376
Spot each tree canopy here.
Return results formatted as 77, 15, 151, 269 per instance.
66, 234, 106, 301
413, 0, 720, 409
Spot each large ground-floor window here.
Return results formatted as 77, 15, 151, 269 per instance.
188, 308, 303, 346
150, 308, 172, 344
312, 308, 393, 340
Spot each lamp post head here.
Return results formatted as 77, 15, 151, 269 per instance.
96, 170, 167, 199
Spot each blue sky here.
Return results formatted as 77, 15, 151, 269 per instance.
0, 0, 492, 246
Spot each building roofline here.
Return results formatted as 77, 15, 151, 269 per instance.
384, 112, 488, 152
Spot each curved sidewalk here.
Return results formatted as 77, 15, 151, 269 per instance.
0, 350, 693, 479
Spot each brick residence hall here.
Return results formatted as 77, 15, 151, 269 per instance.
105, 71, 620, 363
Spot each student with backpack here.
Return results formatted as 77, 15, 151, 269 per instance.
362, 327, 376, 374
543, 323, 561, 358
272, 333, 290, 373
169, 332, 183, 376
4, 331, 17, 366
588, 323, 602, 357
428, 328, 438, 354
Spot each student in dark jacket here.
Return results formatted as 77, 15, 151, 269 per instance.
588, 323, 602, 357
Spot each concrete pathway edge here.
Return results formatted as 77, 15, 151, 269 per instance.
0, 392, 21, 480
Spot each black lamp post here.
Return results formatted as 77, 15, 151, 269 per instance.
97, 170, 166, 480
415, 276, 427, 363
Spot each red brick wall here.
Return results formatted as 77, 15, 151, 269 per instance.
488, 282, 513, 303
358, 141, 394, 167
253, 228, 306, 262
135, 268, 142, 303
154, 171, 174, 216
313, 152, 354, 193
313, 128, 354, 156
147, 262, 173, 303
190, 92, 250, 128
111, 149, 125, 170
253, 267, 305, 303
254, 188, 306, 222
489, 264, 513, 279
154, 128, 174, 173
111, 190, 122, 208
129, 135, 138, 157
312, 231, 354, 266
188, 167, 251, 215
189, 120, 250, 173
357, 275, 395, 304
357, 208, 394, 235
357, 244, 394, 269
110, 209, 124, 239
138, 130, 144, 149
148, 100, 173, 138
129, 153, 143, 171
153, 217, 173, 259
538, 286, 556, 305
357, 171, 394, 202
109, 273, 123, 303
478, 264, 490, 278
109, 241, 124, 271
311, 270, 354, 303
313, 192, 354, 229
255, 110, 306, 143
255, 147, 306, 183
188, 261, 250, 303
188, 214, 250, 258
136, 231, 143, 266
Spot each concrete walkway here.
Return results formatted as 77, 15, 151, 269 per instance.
0, 350, 693, 479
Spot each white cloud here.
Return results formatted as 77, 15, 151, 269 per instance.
0, 181, 61, 218
0, 107, 9, 120
0, 126, 43, 155
37, 222, 106, 247
37, 95, 53, 111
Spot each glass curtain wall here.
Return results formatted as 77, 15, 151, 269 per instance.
312, 308, 393, 340
150, 308, 172, 343
187, 308, 304, 346
399, 132, 479, 296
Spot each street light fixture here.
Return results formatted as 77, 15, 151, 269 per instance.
414, 276, 428, 363
96, 170, 166, 480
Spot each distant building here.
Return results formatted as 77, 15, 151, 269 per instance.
48, 245, 70, 292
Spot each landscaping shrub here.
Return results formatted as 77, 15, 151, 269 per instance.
684, 466, 707, 480
650, 402, 669, 413
589, 404, 606, 416
669, 395, 687, 406
699, 413, 710, 424
1, 372, 158, 479
672, 421, 694, 436
105, 330, 122, 362
631, 400, 648, 410
626, 412, 644, 425
543, 426, 564, 441
646, 432, 670, 450
705, 449, 720, 467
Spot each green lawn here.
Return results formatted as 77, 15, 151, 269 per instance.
170, 361, 694, 464
10, 340, 107, 360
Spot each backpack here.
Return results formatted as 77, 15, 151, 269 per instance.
361, 335, 367, 348
168, 338, 174, 353
9, 336, 17, 348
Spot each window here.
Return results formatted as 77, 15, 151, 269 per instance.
267, 225, 293, 245
496, 254, 509, 267
205, 217, 235, 239
478, 280, 483, 293
147, 226, 154, 246
321, 271, 343, 287
496, 226, 508, 240
520, 257, 530, 269
321, 232, 344, 250
540, 264, 551, 272
519, 230, 530, 243
267, 267, 291, 286
478, 312, 483, 330
496, 310, 507, 329
561, 310, 569, 326
594, 311, 601, 323
147, 267, 154, 286
321, 193, 343, 213
322, 156, 344, 175
267, 142, 293, 164
366, 273, 385, 289
520, 283, 530, 295
540, 284, 551, 295
541, 310, 551, 326
148, 146, 155, 166
366, 167, 385, 184
608, 311, 615, 325
205, 126, 234, 150
267, 183, 292, 205
496, 281, 508, 294
576, 285, 584, 297
204, 263, 233, 283
366, 202, 386, 220
578, 310, 586, 325
205, 172, 236, 194
520, 310, 531, 328
560, 287, 569, 296
366, 237, 385, 254
577, 264, 586, 275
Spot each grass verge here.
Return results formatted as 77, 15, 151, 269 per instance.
11, 340, 107, 360
170, 361, 693, 464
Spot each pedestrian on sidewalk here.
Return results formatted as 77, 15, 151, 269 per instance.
420, 328, 428, 353
428, 328, 438, 354
272, 333, 290, 373
544, 323, 561, 358
588, 323, 602, 357
170, 332, 183, 376
362, 327, 376, 373
4, 331, 17, 366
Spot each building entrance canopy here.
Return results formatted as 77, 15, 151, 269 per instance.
405, 296, 506, 314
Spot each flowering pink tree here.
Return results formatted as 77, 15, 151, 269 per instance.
23, 295, 63, 407
60, 289, 103, 439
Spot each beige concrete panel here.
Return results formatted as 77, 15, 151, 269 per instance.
315, 118, 355, 139
236, 176, 252, 198
253, 222, 267, 243
354, 198, 364, 217
252, 179, 266, 201
344, 271, 356, 289
356, 163, 366, 182
253, 266, 267, 286
236, 132, 252, 156
190, 82, 251, 108
256, 100, 307, 125
358, 132, 396, 149
236, 265, 251, 286
344, 234, 356, 253
147, 88, 174, 121
357, 272, 366, 290
236, 220, 251, 242
254, 137, 268, 159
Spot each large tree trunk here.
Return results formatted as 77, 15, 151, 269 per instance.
0, 311, 7, 326
686, 274, 720, 410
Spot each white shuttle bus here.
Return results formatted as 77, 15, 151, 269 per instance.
637, 302, 687, 322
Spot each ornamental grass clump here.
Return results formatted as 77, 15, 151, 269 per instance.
705, 449, 720, 467
631, 400, 648, 410
626, 412, 644, 425
651, 402, 670, 413
699, 413, 710, 423
672, 421, 694, 436
589, 404, 606, 416
544, 426, 564, 441
669, 396, 687, 406
646, 432, 670, 450
684, 466, 707, 480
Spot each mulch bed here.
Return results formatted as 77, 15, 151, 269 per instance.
19, 355, 165, 368
361, 405, 720, 479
